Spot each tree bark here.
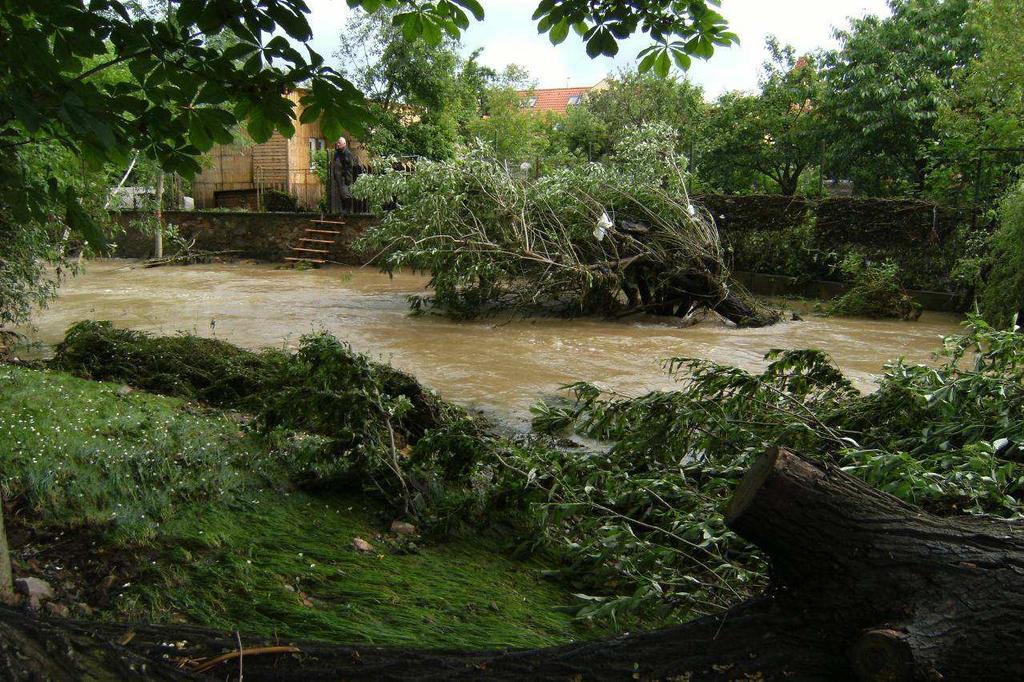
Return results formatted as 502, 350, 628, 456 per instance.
725, 447, 1024, 681
154, 170, 164, 259
1, 448, 1021, 680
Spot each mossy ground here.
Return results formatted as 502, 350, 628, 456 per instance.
0, 365, 606, 648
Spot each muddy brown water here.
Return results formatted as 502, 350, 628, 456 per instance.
19, 260, 963, 426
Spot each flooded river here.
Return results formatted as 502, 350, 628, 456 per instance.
20, 260, 962, 424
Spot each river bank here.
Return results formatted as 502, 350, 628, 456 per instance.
0, 363, 610, 647
6, 313, 1022, 654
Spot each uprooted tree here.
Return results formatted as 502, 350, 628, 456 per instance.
2, 446, 1021, 680
354, 124, 782, 327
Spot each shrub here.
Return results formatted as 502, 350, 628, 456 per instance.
51, 318, 1024, 625
263, 189, 299, 212
354, 124, 780, 326
523, 318, 1024, 619
978, 178, 1024, 327
826, 258, 922, 320
52, 321, 483, 518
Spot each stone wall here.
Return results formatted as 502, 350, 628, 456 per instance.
112, 211, 378, 264
698, 194, 973, 297
699, 195, 813, 234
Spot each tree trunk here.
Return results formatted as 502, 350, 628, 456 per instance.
1, 448, 1021, 680
710, 288, 780, 327
725, 446, 1024, 681
154, 170, 164, 259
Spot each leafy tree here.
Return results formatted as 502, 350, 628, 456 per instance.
702, 39, 825, 195
335, 8, 519, 159
347, 0, 738, 75
822, 0, 979, 196
563, 70, 708, 163
465, 88, 572, 167
933, 0, 1024, 204
978, 175, 1024, 327
354, 123, 779, 326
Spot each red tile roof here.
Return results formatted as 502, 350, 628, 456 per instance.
517, 86, 591, 114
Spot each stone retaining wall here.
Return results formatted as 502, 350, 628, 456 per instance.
112, 211, 377, 264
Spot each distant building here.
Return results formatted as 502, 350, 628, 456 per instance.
192, 90, 368, 211
516, 79, 609, 115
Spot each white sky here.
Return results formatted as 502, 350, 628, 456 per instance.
300, 0, 893, 98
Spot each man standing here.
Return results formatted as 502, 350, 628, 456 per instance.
328, 136, 356, 214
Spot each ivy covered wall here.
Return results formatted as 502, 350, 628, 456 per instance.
701, 195, 977, 298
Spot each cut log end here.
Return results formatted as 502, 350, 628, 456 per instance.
850, 628, 915, 682
725, 446, 781, 525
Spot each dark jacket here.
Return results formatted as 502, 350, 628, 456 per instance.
329, 147, 357, 212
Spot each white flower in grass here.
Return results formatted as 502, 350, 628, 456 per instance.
594, 211, 612, 241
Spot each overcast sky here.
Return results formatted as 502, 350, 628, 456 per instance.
300, 0, 893, 98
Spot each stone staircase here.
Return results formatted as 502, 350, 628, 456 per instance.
284, 218, 346, 265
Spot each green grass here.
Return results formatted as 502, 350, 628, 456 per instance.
0, 365, 603, 648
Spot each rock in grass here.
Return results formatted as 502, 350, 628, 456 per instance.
390, 520, 416, 536
15, 577, 53, 610
352, 537, 374, 553
116, 385, 133, 396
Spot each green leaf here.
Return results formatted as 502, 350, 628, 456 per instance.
549, 19, 569, 45
399, 13, 423, 42
452, 0, 484, 21
270, 6, 312, 42
654, 50, 671, 77
693, 37, 715, 59
65, 188, 107, 251
246, 108, 274, 143
421, 18, 443, 46
638, 51, 658, 73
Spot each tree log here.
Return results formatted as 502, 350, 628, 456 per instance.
1, 447, 1021, 680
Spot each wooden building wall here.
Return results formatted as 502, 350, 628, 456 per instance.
193, 143, 255, 209
193, 91, 368, 211
289, 97, 325, 211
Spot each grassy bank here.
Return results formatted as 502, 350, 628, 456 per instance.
0, 364, 603, 648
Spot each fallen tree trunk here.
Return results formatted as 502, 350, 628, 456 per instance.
2, 448, 1022, 680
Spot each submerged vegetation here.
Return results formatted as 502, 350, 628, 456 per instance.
40, 316, 1024, 627
825, 258, 923, 320
354, 124, 780, 327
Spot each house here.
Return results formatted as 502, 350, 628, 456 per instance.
516, 79, 609, 115
192, 90, 368, 211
